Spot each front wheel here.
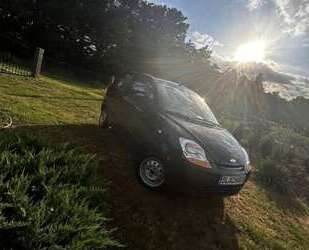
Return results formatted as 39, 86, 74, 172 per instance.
138, 157, 166, 190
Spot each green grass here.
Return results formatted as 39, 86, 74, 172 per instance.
0, 74, 103, 125
1, 72, 309, 249
0, 132, 118, 249
226, 183, 309, 249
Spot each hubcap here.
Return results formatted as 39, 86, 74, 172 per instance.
139, 158, 165, 188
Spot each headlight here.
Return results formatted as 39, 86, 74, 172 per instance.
179, 137, 211, 168
241, 147, 250, 165
241, 147, 251, 173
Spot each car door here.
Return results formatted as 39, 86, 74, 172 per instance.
105, 75, 134, 128
120, 80, 158, 152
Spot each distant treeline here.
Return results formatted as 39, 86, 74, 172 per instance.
206, 72, 309, 133
0, 0, 212, 79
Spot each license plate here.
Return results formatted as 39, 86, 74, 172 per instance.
219, 175, 246, 185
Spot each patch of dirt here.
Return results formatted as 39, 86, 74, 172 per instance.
16, 124, 241, 250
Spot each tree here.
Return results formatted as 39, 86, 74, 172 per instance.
0, 0, 211, 77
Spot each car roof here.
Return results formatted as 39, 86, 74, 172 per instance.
133, 73, 181, 88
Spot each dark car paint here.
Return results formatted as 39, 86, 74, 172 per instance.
105, 78, 168, 157
102, 74, 251, 195
153, 112, 250, 195
162, 113, 247, 166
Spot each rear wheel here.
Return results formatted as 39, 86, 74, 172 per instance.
138, 157, 165, 189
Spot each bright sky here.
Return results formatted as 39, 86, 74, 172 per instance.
149, 0, 309, 77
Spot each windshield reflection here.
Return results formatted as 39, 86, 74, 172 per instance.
157, 82, 219, 126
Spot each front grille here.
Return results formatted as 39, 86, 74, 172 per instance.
218, 164, 244, 170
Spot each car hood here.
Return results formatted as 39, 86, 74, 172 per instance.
164, 113, 247, 166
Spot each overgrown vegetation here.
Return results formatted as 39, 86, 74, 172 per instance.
220, 119, 309, 217
0, 132, 118, 250
255, 159, 293, 195
255, 125, 309, 200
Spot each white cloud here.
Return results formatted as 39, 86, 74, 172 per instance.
190, 31, 223, 50
263, 74, 309, 100
245, 0, 309, 36
247, 0, 266, 11
274, 0, 309, 36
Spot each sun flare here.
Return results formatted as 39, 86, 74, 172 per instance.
234, 40, 266, 63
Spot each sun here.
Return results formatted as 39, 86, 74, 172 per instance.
234, 40, 266, 63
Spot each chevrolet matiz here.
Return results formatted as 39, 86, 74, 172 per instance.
99, 73, 251, 196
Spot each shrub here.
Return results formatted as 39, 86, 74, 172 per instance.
0, 132, 119, 250
255, 159, 294, 196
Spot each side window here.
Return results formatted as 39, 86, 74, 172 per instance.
116, 75, 154, 101
131, 81, 154, 100
132, 82, 147, 96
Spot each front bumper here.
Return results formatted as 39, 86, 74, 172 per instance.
165, 158, 251, 196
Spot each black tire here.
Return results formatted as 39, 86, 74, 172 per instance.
137, 157, 166, 190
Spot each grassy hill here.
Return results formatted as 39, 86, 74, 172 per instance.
0, 74, 103, 125
1, 73, 309, 249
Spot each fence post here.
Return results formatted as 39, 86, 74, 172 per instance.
32, 47, 44, 77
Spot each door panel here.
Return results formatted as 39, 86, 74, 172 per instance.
121, 82, 159, 155
106, 76, 133, 127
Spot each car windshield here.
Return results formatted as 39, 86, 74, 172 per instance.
157, 81, 219, 125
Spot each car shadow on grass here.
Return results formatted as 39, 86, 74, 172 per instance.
13, 124, 241, 250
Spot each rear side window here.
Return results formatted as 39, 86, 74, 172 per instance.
131, 81, 153, 99
117, 75, 155, 102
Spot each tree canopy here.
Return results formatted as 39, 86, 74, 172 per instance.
0, 0, 210, 77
